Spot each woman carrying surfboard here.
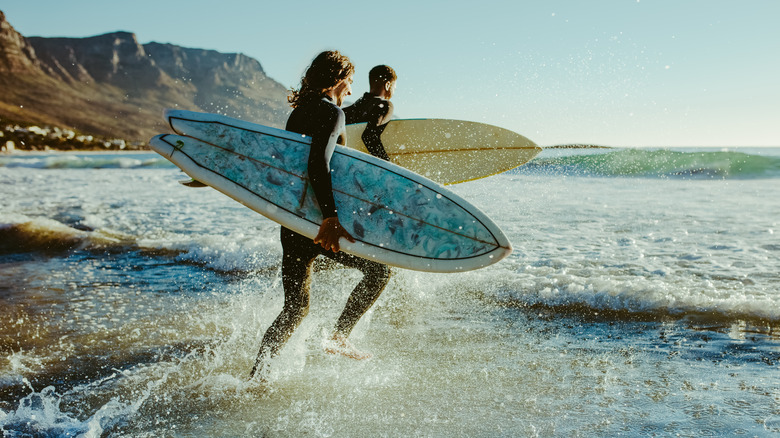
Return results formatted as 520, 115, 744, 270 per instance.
250, 51, 391, 379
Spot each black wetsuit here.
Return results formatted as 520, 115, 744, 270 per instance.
257, 97, 391, 360
344, 93, 394, 161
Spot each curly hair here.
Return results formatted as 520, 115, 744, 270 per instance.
289, 51, 355, 108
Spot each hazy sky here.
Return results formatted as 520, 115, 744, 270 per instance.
3, 1, 779, 147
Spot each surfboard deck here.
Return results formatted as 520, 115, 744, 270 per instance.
152, 110, 513, 272
345, 119, 541, 185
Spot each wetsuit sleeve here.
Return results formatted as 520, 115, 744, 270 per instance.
361, 101, 393, 161
308, 108, 342, 219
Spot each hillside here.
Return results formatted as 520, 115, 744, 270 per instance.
0, 10, 290, 148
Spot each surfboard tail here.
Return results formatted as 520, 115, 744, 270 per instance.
149, 134, 175, 158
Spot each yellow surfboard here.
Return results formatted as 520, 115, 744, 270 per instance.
345, 119, 541, 185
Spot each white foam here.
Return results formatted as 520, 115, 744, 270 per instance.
0, 383, 142, 437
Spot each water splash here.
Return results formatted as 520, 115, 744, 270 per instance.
0, 379, 144, 437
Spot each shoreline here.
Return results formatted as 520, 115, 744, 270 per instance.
5, 145, 778, 154
5, 146, 780, 156
0, 148, 152, 155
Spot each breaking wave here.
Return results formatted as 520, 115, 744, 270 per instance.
0, 154, 173, 169
519, 148, 780, 179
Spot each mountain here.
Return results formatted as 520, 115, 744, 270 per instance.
0, 10, 290, 144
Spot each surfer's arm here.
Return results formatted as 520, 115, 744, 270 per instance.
307, 109, 341, 219
361, 101, 392, 161
309, 109, 355, 252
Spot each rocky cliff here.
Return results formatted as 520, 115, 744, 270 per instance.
0, 10, 290, 144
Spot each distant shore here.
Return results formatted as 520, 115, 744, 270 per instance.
1, 121, 146, 153
0, 149, 152, 155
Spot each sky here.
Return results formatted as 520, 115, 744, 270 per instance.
2, 0, 779, 147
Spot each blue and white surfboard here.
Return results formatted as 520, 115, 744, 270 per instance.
149, 110, 512, 272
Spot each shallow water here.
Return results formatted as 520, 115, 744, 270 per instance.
1, 148, 779, 436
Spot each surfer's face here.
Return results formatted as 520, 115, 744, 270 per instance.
332, 74, 353, 106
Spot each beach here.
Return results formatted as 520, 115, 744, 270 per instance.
1, 147, 779, 436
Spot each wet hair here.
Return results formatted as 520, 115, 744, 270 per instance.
368, 65, 397, 87
288, 50, 355, 108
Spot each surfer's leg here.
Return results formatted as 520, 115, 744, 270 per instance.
334, 261, 390, 336
325, 252, 390, 356
261, 248, 313, 355
251, 228, 316, 378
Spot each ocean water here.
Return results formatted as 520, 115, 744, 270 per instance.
1, 147, 779, 437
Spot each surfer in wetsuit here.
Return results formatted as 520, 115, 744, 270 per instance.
343, 65, 397, 161
250, 51, 391, 379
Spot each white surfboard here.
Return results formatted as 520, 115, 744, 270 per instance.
151, 110, 512, 273
346, 119, 541, 185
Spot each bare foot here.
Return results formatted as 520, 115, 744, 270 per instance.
324, 334, 373, 360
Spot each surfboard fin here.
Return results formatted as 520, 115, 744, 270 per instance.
179, 178, 208, 188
